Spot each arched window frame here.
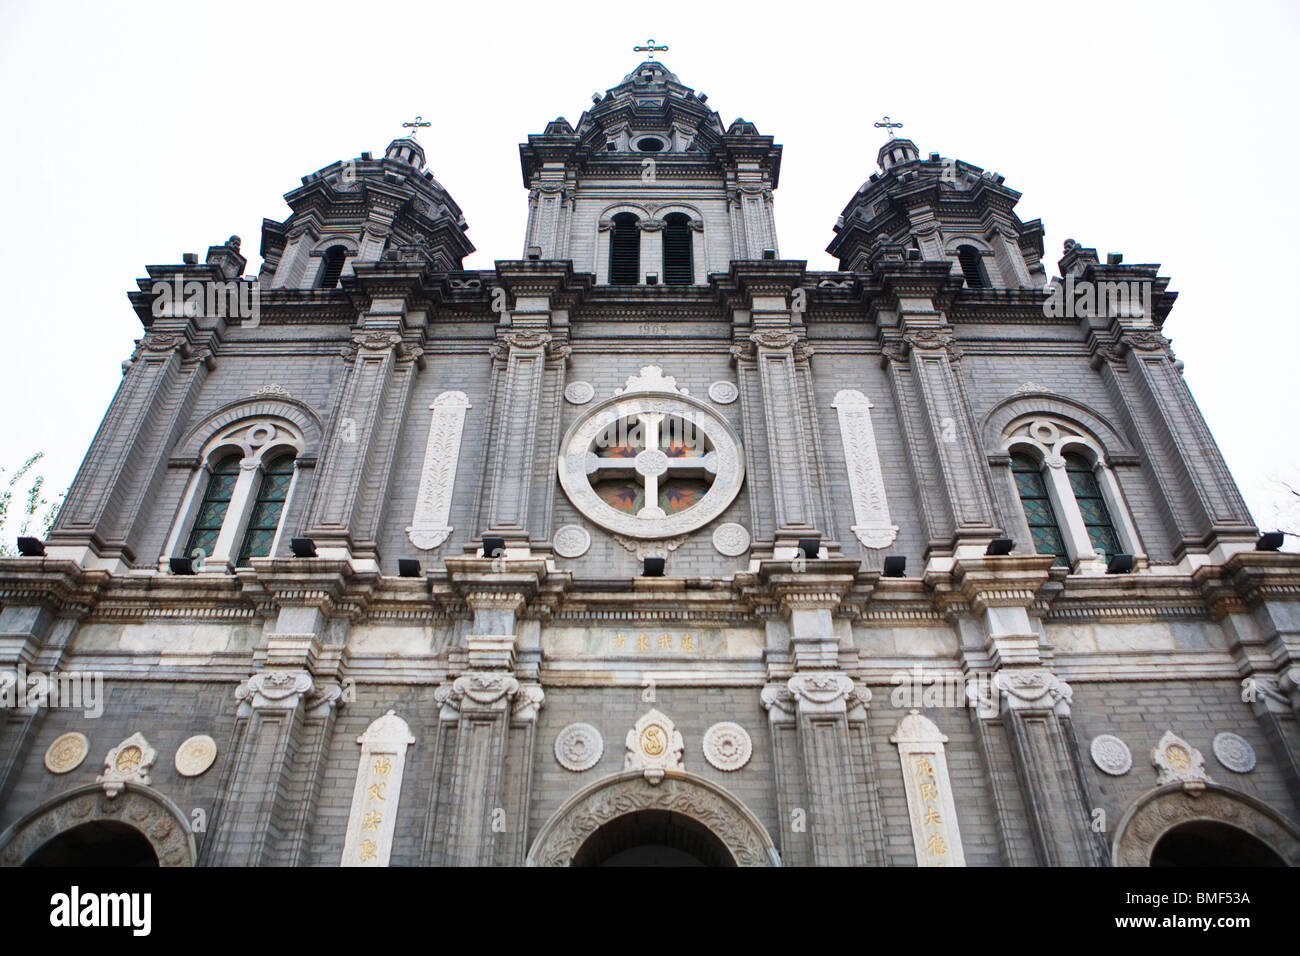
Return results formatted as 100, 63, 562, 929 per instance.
607, 212, 642, 285
1001, 416, 1144, 573
315, 243, 348, 289
164, 418, 305, 572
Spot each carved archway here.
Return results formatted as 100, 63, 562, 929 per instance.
0, 783, 196, 868
1112, 783, 1300, 867
527, 770, 779, 867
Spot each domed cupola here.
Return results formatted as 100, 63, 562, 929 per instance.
258, 125, 474, 288
877, 136, 919, 171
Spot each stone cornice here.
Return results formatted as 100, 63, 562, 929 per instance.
0, 560, 105, 618
927, 555, 1057, 616
1193, 552, 1300, 618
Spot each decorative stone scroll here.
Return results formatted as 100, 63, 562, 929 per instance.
407, 390, 471, 550
341, 711, 416, 867
624, 709, 684, 784
890, 711, 966, 867
97, 732, 157, 798
1152, 730, 1211, 789
831, 389, 898, 549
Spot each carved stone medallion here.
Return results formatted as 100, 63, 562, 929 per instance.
97, 732, 157, 797
1152, 730, 1211, 788
555, 722, 604, 772
564, 381, 595, 405
1212, 732, 1256, 774
45, 732, 89, 774
702, 722, 752, 771
553, 524, 591, 558
174, 734, 218, 777
712, 522, 751, 556
707, 381, 739, 404
1090, 734, 1132, 776
624, 709, 684, 784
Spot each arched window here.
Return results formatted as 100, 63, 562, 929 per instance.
956, 245, 987, 289
1011, 453, 1068, 566
662, 213, 694, 285
236, 454, 296, 565
316, 245, 347, 289
184, 454, 241, 563
1064, 453, 1121, 561
609, 214, 640, 285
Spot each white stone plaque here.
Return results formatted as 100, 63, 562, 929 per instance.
1212, 732, 1255, 774
831, 389, 898, 549
555, 722, 603, 772
890, 711, 965, 867
407, 391, 471, 550
702, 722, 752, 771
712, 522, 751, 556
341, 711, 415, 867
564, 381, 595, 404
45, 732, 89, 774
1090, 734, 1132, 776
708, 381, 739, 404
174, 734, 218, 777
553, 524, 591, 558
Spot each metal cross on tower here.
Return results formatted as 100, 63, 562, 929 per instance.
633, 38, 669, 59
874, 115, 904, 139
402, 115, 432, 139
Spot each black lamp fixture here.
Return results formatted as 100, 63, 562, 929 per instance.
882, 555, 907, 577
762, 249, 776, 260
642, 556, 665, 577
645, 272, 659, 285
290, 537, 317, 558
398, 558, 422, 578
797, 536, 820, 560
483, 535, 506, 559
1106, 553, 1135, 574
1256, 531, 1285, 551
169, 556, 196, 575
16, 536, 45, 556
986, 537, 1015, 556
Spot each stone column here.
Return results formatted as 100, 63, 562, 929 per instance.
941, 556, 1105, 866
1091, 326, 1256, 564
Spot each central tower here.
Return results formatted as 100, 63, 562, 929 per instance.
518, 60, 783, 283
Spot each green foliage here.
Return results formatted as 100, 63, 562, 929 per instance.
0, 452, 65, 556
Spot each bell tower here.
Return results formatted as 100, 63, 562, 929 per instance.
518, 59, 782, 283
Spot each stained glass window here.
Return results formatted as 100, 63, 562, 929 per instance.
1011, 453, 1068, 567
184, 454, 241, 563
1064, 454, 1121, 561
236, 455, 295, 565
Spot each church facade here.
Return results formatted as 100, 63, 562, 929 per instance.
1, 60, 1298, 867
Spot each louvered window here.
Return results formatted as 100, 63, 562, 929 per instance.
957, 245, 987, 289
316, 245, 347, 289
663, 213, 693, 285
1065, 454, 1121, 561
236, 455, 295, 565
1011, 453, 1069, 567
609, 214, 640, 285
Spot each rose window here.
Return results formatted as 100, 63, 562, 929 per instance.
557, 369, 744, 539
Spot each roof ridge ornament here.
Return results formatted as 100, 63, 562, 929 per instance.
633, 38, 669, 60
874, 115, 904, 140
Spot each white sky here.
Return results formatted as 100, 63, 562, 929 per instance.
1, 0, 1297, 543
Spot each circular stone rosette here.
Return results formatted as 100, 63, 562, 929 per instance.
564, 381, 595, 405
554, 723, 604, 772
44, 732, 89, 774
702, 722, 752, 772
1212, 732, 1255, 774
712, 522, 751, 556
707, 381, 739, 404
174, 734, 218, 777
552, 524, 591, 558
1090, 734, 1132, 776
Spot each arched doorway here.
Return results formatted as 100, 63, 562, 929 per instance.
0, 783, 196, 868
1112, 783, 1300, 867
1150, 821, 1285, 867
572, 809, 736, 867
23, 820, 159, 867
527, 770, 779, 867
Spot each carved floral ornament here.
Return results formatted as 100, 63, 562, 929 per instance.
702, 722, 752, 771
97, 732, 157, 798
557, 366, 745, 541
625, 709, 685, 784
1152, 730, 1211, 789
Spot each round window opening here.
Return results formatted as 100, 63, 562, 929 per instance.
558, 383, 744, 540
637, 137, 665, 153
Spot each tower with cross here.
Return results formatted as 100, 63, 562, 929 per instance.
874, 115, 904, 140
